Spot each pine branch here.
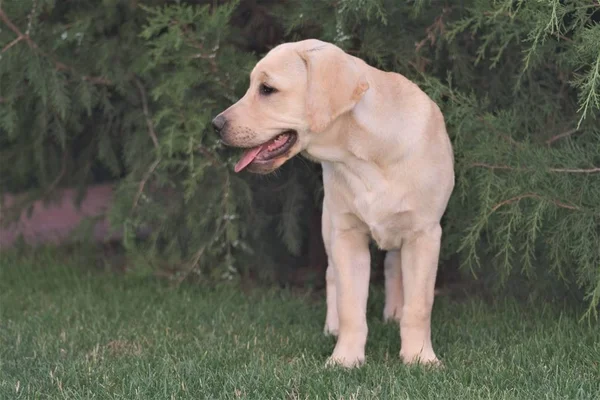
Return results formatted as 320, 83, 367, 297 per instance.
490, 193, 579, 213
2, 35, 24, 53
546, 128, 579, 145
470, 163, 600, 174
25, 0, 37, 36
174, 221, 227, 286
547, 167, 600, 174
477, 117, 520, 146
177, 22, 236, 93
180, 24, 219, 72
45, 151, 68, 195
133, 77, 159, 149
196, 146, 224, 167
131, 77, 161, 212
0, 8, 112, 85
577, 50, 600, 129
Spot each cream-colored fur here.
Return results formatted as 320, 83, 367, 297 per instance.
213, 39, 455, 368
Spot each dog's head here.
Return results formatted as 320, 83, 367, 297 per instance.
212, 39, 369, 174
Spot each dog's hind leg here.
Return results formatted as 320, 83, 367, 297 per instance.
383, 249, 403, 324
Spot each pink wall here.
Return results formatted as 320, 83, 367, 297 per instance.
1, 183, 122, 248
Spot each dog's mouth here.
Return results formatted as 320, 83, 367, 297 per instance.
234, 130, 298, 173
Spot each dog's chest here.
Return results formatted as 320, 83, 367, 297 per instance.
325, 164, 417, 250
353, 192, 416, 250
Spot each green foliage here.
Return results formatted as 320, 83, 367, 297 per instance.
1, 1, 599, 313
1, 0, 321, 283
110, 1, 260, 279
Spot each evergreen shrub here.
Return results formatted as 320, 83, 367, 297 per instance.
1, 0, 599, 314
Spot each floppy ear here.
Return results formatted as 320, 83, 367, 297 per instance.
298, 44, 370, 133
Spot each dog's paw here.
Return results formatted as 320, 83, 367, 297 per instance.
325, 354, 364, 369
400, 350, 442, 368
382, 306, 402, 324
325, 346, 365, 368
323, 324, 339, 337
323, 316, 339, 336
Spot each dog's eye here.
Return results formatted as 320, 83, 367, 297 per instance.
259, 84, 276, 96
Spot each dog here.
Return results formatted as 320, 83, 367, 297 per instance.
212, 39, 455, 368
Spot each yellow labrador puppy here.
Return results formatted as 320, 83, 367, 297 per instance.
212, 39, 455, 368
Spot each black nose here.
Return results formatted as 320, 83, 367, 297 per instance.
211, 115, 226, 135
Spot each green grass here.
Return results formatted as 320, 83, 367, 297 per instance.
1, 253, 599, 399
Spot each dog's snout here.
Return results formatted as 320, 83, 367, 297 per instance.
211, 115, 227, 135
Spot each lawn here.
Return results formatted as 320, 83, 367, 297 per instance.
1, 252, 599, 399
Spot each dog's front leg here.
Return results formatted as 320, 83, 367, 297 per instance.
325, 227, 371, 368
398, 224, 441, 365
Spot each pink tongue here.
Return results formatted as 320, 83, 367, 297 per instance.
234, 145, 266, 173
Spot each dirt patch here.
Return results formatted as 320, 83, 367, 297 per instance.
105, 340, 143, 357
86, 339, 143, 362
